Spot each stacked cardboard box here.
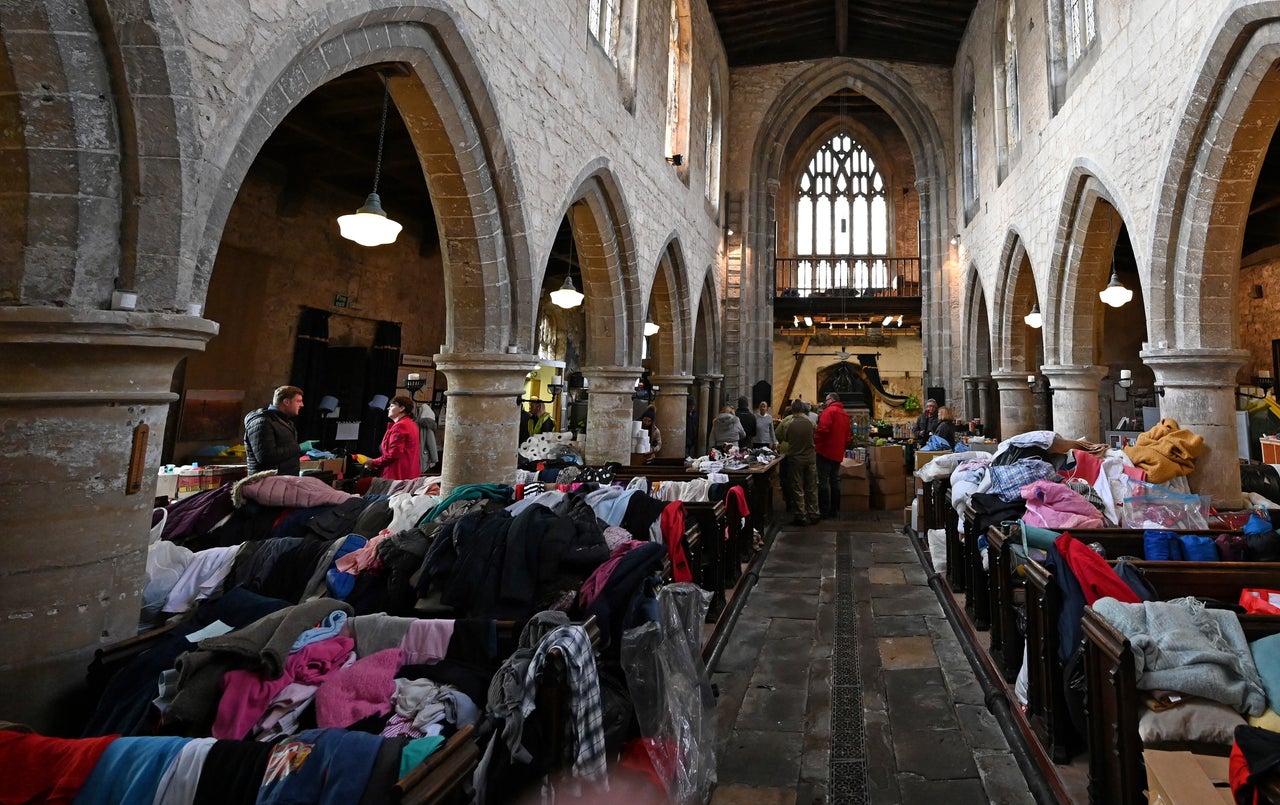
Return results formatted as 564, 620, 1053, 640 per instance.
839, 458, 871, 511
914, 449, 950, 471
869, 445, 906, 510
1143, 749, 1232, 805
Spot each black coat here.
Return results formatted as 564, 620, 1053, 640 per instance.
244, 407, 301, 475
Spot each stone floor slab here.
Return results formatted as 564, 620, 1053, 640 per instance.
710, 784, 797, 805
872, 614, 931, 637
868, 566, 906, 585
897, 774, 989, 804
877, 635, 939, 669
892, 727, 981, 779
717, 728, 804, 787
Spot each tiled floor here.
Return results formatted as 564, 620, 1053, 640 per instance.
710, 512, 1037, 805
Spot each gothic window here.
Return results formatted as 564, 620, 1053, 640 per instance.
704, 75, 722, 205
793, 133, 889, 294
588, 0, 620, 60
663, 0, 691, 166
961, 64, 979, 219
994, 0, 1019, 180
1066, 0, 1096, 67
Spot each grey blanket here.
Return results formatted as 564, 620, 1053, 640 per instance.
1092, 596, 1266, 716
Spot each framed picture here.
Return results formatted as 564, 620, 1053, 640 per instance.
178, 389, 245, 442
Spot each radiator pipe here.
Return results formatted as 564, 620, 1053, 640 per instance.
906, 527, 1068, 805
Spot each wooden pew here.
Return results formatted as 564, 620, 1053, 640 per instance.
1083, 608, 1280, 805
1023, 557, 1280, 766
985, 525, 1240, 683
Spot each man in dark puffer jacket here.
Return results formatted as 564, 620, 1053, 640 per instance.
244, 385, 304, 475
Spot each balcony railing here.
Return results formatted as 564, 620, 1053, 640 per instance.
775, 255, 920, 299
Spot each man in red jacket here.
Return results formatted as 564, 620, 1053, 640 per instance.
815, 393, 851, 519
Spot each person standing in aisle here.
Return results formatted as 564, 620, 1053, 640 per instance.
244, 385, 305, 476
778, 400, 819, 525
815, 393, 851, 519
361, 395, 421, 480
752, 400, 778, 449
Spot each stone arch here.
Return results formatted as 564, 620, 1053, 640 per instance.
693, 266, 721, 377
744, 60, 951, 398
991, 229, 1040, 373
1044, 164, 1134, 365
1149, 4, 1280, 349
962, 263, 993, 378
552, 161, 642, 368
0, 0, 196, 309
647, 234, 693, 376
191, 6, 529, 354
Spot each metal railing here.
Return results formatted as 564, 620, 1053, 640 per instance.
775, 255, 920, 299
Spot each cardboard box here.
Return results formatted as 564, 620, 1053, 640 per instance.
301, 458, 346, 477
1143, 749, 1233, 805
839, 458, 868, 479
1263, 438, 1280, 464
903, 475, 915, 496
914, 449, 950, 471
840, 477, 871, 497
871, 474, 900, 495
903, 506, 912, 527
872, 491, 907, 511
869, 445, 906, 465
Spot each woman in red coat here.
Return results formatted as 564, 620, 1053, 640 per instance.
367, 395, 421, 480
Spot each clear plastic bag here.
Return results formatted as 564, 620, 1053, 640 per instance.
620, 583, 716, 803
1119, 477, 1209, 529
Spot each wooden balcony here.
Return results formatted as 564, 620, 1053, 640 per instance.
774, 255, 921, 322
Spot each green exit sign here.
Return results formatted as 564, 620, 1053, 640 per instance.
334, 294, 349, 308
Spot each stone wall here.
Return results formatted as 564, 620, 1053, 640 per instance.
1239, 257, 1280, 380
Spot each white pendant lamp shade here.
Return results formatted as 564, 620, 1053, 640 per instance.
644, 316, 660, 337
1098, 271, 1134, 308
1024, 303, 1043, 329
337, 77, 402, 247
338, 193, 403, 247
550, 275, 584, 309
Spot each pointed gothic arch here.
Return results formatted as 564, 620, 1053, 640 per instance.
962, 264, 993, 379
992, 229, 1041, 374
647, 235, 693, 376
743, 61, 951, 402
192, 7, 530, 354
553, 162, 642, 368
1044, 165, 1136, 366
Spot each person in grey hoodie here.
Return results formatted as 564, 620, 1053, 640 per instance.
709, 405, 746, 452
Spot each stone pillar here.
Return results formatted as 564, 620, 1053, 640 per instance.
992, 371, 1037, 438
695, 375, 712, 455
1041, 364, 1108, 441
0, 308, 217, 733
978, 377, 995, 436
582, 366, 643, 465
962, 376, 980, 424
652, 373, 693, 459
433, 351, 538, 492
1141, 347, 1249, 508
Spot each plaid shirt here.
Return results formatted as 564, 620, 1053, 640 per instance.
989, 459, 1060, 502
521, 624, 607, 783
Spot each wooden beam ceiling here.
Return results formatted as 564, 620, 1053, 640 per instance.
708, 0, 979, 67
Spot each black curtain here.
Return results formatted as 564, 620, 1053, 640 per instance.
289, 308, 330, 442
358, 321, 402, 456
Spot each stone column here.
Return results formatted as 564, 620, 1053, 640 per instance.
695, 375, 712, 455
0, 308, 217, 733
992, 371, 1037, 438
978, 377, 995, 436
652, 373, 694, 459
962, 376, 980, 423
1041, 364, 1108, 441
1141, 347, 1249, 508
582, 366, 643, 465
433, 351, 538, 491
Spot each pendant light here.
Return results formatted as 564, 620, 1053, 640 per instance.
337, 76, 403, 247
1024, 303, 1043, 329
550, 225, 584, 308
1098, 261, 1133, 308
